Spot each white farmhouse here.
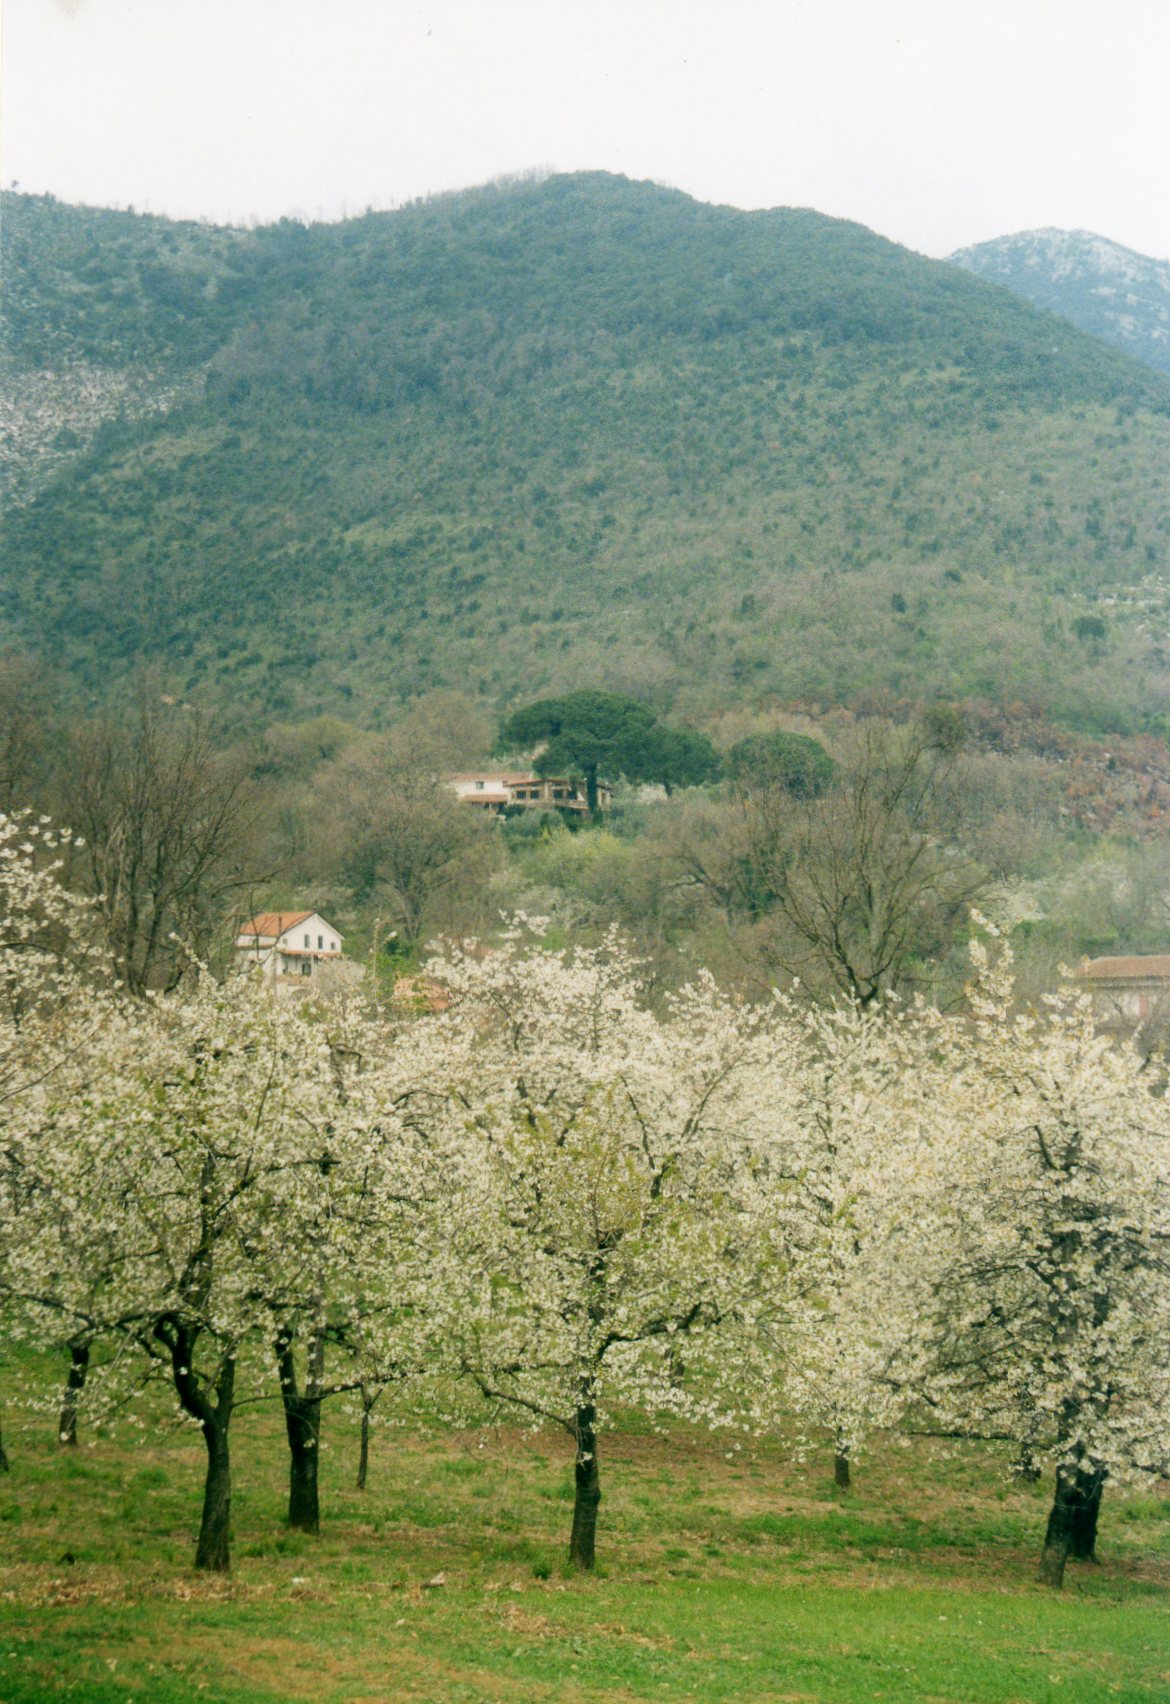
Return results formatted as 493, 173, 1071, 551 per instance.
236, 910, 346, 993
447, 771, 612, 815
1075, 954, 1170, 1028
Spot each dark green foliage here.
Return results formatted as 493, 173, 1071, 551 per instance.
649, 727, 724, 791
501, 690, 720, 801
0, 192, 248, 371
920, 704, 968, 753
727, 731, 836, 798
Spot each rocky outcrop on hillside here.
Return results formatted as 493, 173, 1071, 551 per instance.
0, 359, 199, 503
949, 229, 1170, 376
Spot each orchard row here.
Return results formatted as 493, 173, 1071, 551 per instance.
1, 813, 1167, 1587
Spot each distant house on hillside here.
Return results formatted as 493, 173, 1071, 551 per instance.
1075, 954, 1170, 1026
236, 910, 349, 994
448, 771, 612, 815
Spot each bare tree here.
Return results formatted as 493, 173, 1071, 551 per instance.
678, 719, 988, 1005
753, 720, 989, 1003
64, 688, 266, 994
0, 653, 52, 812
314, 735, 494, 948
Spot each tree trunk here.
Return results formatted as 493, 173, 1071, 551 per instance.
1071, 1468, 1105, 1562
275, 1326, 323, 1535
286, 1398, 321, 1534
0, 1412, 9, 1473
196, 1413, 232, 1573
1039, 1465, 1079, 1587
356, 1386, 372, 1491
834, 1448, 851, 1490
568, 1398, 601, 1571
58, 1339, 90, 1447
585, 764, 599, 820
156, 1318, 235, 1573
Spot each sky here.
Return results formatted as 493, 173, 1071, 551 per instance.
3, 0, 1169, 260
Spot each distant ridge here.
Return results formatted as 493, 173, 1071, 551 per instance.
949, 229, 1170, 377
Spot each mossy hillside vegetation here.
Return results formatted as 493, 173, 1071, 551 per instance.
3, 173, 1170, 734
1, 192, 249, 371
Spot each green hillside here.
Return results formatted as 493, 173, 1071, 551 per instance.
3, 174, 1170, 733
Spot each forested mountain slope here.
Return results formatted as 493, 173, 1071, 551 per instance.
949, 228, 1170, 378
3, 174, 1170, 733
0, 194, 247, 499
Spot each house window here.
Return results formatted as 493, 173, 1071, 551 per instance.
301, 961, 312, 976
304, 934, 311, 948
318, 934, 324, 949
330, 940, 337, 951
475, 780, 485, 790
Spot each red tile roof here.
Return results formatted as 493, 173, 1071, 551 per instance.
239, 911, 314, 939
1078, 954, 1170, 981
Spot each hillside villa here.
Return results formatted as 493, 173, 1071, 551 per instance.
448, 771, 612, 815
236, 910, 350, 994
1075, 953, 1170, 1026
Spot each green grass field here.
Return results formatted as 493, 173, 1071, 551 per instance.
1, 1386, 1167, 1703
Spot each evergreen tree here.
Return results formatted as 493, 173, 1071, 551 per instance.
501, 691, 719, 813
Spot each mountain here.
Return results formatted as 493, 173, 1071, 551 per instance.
949, 229, 1170, 378
3, 175, 1170, 736
0, 194, 248, 501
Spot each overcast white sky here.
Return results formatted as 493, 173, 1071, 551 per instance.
3, 0, 1169, 259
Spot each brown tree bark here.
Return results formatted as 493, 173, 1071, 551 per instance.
1039, 1465, 1083, 1588
196, 1411, 233, 1572
58, 1339, 90, 1447
275, 1325, 324, 1534
156, 1319, 235, 1572
568, 1396, 601, 1571
1070, 1467, 1105, 1562
834, 1448, 851, 1490
356, 1384, 374, 1491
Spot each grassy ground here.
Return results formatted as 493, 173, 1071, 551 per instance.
0, 1388, 1167, 1703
